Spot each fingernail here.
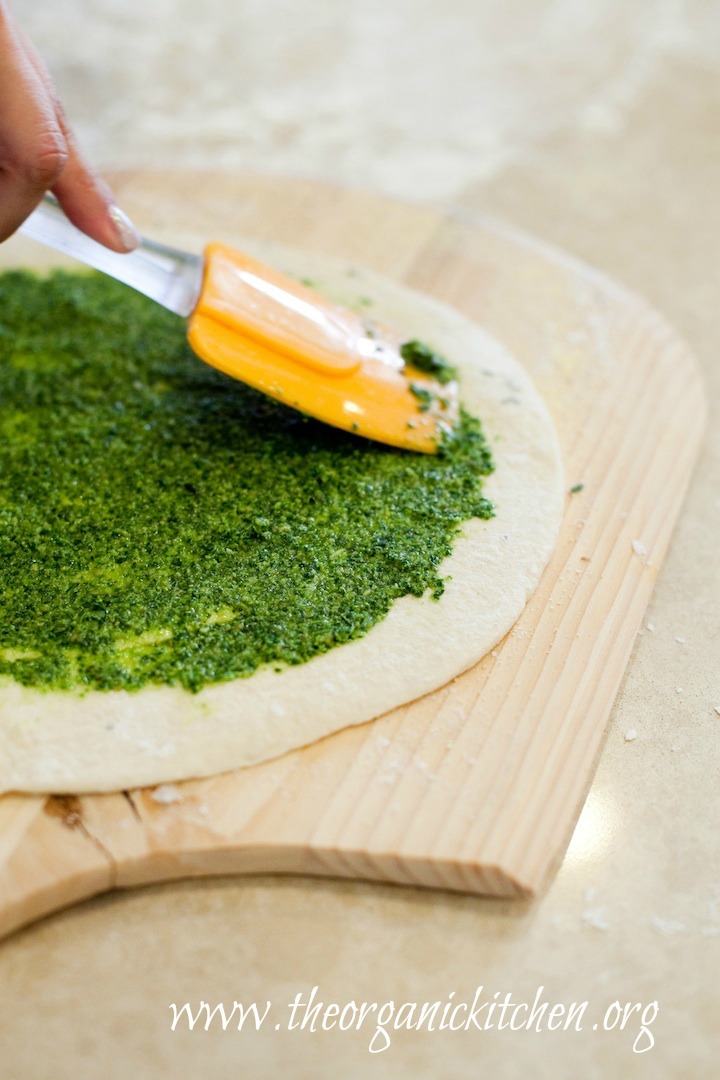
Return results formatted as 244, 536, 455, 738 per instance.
108, 205, 141, 252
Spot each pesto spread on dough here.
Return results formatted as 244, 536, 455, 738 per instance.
0, 270, 494, 693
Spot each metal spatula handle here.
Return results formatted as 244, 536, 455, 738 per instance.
18, 195, 204, 317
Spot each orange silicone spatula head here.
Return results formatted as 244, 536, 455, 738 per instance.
187, 242, 459, 453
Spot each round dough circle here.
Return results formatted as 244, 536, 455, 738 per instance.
0, 248, 563, 793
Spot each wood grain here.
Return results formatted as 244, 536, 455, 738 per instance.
0, 174, 706, 938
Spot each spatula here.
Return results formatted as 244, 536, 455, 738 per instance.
18, 195, 458, 452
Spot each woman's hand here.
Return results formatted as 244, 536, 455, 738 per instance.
0, 2, 139, 251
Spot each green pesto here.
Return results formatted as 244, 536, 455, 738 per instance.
409, 383, 434, 412
400, 339, 457, 385
0, 270, 494, 694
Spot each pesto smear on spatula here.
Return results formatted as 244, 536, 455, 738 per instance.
0, 270, 494, 693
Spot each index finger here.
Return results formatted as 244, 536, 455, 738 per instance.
19, 28, 139, 252
0, 9, 68, 241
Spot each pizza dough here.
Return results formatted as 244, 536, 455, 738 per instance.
0, 247, 563, 793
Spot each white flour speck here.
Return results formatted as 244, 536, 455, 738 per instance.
151, 784, 182, 805
582, 907, 610, 931
650, 916, 686, 936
